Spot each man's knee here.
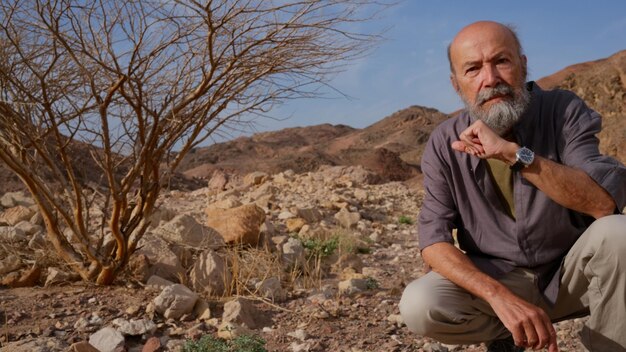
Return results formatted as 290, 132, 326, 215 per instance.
587, 215, 626, 255
399, 274, 469, 336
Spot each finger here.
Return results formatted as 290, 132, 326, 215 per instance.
509, 323, 527, 348
521, 319, 539, 349
533, 311, 555, 349
451, 141, 467, 152
547, 324, 559, 352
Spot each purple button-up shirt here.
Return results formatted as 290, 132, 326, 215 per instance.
418, 82, 626, 304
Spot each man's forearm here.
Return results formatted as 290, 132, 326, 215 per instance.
422, 242, 511, 302
520, 155, 615, 219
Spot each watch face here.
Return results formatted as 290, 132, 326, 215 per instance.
518, 147, 534, 165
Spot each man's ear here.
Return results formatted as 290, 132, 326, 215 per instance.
450, 74, 460, 93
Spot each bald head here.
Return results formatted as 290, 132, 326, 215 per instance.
447, 21, 524, 74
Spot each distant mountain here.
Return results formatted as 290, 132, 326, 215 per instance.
178, 106, 447, 183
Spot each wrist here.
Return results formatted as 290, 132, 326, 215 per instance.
499, 142, 520, 166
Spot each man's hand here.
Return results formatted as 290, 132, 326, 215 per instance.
451, 120, 517, 163
488, 290, 559, 351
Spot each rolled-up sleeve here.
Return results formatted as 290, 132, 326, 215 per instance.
418, 130, 457, 250
560, 94, 626, 212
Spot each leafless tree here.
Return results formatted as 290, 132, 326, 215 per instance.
0, 0, 385, 284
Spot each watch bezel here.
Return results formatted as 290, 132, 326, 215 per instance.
510, 146, 534, 171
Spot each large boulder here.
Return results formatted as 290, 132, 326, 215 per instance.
153, 284, 199, 320
205, 204, 266, 246
222, 297, 266, 329
153, 214, 224, 249
136, 235, 185, 282
189, 250, 232, 296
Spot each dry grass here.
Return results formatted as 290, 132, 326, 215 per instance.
223, 245, 285, 298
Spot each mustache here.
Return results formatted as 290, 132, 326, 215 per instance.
476, 84, 515, 105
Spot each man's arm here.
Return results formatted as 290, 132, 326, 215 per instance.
422, 242, 558, 351
451, 119, 616, 219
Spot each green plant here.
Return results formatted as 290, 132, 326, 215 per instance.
365, 276, 379, 289
183, 334, 267, 352
398, 215, 414, 225
301, 236, 340, 258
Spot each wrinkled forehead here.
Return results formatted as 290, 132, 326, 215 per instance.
449, 22, 519, 66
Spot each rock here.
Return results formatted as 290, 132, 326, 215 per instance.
290, 341, 313, 352
127, 253, 151, 283
295, 208, 324, 223
0, 192, 34, 209
387, 314, 405, 327
0, 226, 26, 243
354, 189, 368, 202
141, 336, 161, 352
189, 250, 231, 296
14, 221, 41, 236
0, 263, 40, 287
0, 337, 67, 352
146, 275, 175, 289
278, 211, 296, 220
207, 197, 242, 210
153, 284, 199, 320
243, 171, 268, 186
112, 318, 157, 336
222, 297, 265, 329
255, 277, 287, 302
338, 278, 369, 296
217, 321, 251, 340
0, 254, 24, 275
89, 327, 125, 352
153, 214, 224, 249
208, 170, 229, 192
193, 299, 212, 321
0, 206, 35, 226
45, 267, 79, 287
334, 207, 361, 229
68, 341, 101, 352
147, 207, 177, 229
136, 235, 185, 282
205, 203, 266, 246
282, 237, 305, 267
331, 253, 364, 275
286, 217, 306, 233
287, 329, 309, 342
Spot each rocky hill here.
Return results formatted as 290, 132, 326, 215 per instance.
179, 105, 447, 184
536, 49, 626, 163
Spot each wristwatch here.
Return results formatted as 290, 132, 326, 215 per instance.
510, 146, 535, 171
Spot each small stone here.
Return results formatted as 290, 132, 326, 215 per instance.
217, 321, 251, 340
287, 329, 308, 342
69, 341, 101, 352
141, 336, 161, 352
112, 318, 157, 336
89, 327, 125, 352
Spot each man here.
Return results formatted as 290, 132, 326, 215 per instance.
399, 21, 626, 352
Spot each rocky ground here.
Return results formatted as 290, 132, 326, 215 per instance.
0, 166, 589, 351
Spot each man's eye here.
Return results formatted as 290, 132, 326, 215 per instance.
496, 58, 510, 65
465, 67, 478, 75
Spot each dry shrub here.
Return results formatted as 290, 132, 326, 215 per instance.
223, 245, 284, 299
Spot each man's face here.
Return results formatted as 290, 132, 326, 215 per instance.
449, 23, 530, 135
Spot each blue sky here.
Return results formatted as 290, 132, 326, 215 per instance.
243, 1, 626, 136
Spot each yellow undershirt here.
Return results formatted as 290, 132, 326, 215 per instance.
486, 158, 515, 219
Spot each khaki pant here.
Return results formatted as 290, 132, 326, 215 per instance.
399, 215, 626, 352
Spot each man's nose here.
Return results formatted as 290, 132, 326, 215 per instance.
481, 64, 501, 87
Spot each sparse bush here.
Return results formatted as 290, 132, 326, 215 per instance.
183, 334, 267, 352
398, 215, 414, 225
0, 0, 384, 284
